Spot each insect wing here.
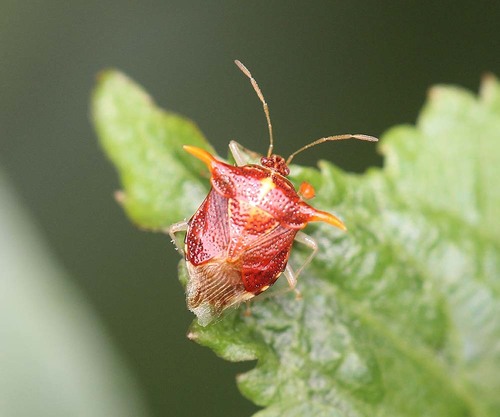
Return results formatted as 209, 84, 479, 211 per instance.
186, 188, 230, 265
240, 224, 297, 293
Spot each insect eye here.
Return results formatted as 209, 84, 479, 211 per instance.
298, 181, 316, 199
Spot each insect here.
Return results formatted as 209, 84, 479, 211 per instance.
169, 60, 377, 326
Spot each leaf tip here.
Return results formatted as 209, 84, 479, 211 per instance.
95, 68, 126, 84
480, 72, 499, 102
481, 71, 497, 85
427, 85, 446, 100
187, 331, 198, 341
114, 190, 126, 205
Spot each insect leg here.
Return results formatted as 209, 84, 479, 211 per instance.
244, 301, 252, 316
228, 141, 248, 166
283, 264, 302, 299
280, 231, 318, 298
229, 140, 266, 166
292, 231, 319, 280
167, 220, 189, 255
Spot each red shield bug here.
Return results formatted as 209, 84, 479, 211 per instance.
169, 60, 377, 326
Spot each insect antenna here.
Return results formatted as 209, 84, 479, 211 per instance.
286, 134, 378, 165
235, 60, 275, 157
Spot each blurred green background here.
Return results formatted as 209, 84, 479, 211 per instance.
1, 2, 499, 416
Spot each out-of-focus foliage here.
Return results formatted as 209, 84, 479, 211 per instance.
0, 171, 150, 417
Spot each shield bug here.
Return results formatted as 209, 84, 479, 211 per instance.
169, 60, 377, 326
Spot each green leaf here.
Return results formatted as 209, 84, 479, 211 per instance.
92, 70, 215, 229
92, 71, 500, 416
